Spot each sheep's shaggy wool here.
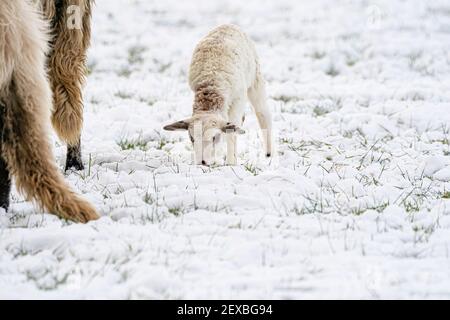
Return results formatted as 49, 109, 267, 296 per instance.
0, 0, 98, 222
189, 24, 262, 113
38, 0, 93, 170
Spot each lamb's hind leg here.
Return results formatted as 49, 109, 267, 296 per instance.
248, 71, 273, 157
0, 103, 11, 211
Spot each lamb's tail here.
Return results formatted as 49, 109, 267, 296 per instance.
0, 0, 99, 223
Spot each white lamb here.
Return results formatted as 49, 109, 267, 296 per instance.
164, 24, 272, 166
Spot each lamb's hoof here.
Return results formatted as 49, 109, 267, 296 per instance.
266, 153, 272, 158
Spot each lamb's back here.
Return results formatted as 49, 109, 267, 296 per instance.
188, 25, 258, 93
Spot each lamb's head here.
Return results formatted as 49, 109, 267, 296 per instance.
163, 114, 245, 166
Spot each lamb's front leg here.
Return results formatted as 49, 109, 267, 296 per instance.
226, 134, 237, 166
226, 99, 247, 166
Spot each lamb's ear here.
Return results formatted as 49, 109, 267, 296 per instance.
163, 120, 190, 131
222, 123, 246, 134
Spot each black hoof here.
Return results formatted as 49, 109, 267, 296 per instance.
266, 153, 272, 158
0, 156, 11, 212
65, 157, 84, 171
0, 198, 9, 212
65, 143, 84, 171
0, 186, 10, 211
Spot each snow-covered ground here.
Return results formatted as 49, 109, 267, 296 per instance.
2, 0, 450, 299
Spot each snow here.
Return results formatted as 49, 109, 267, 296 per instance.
1, 0, 450, 299
423, 155, 450, 177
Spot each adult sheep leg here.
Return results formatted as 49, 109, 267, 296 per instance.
2, 80, 99, 223
0, 0, 99, 222
47, 0, 93, 171
0, 103, 11, 211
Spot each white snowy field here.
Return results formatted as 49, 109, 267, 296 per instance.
1, 0, 450, 299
